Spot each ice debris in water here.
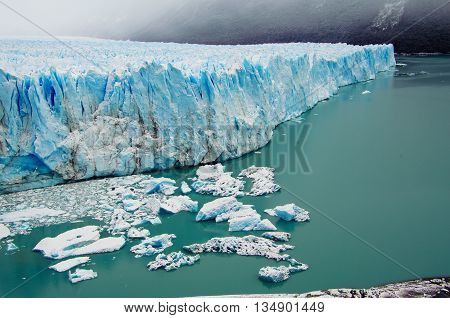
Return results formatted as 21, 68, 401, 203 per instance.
108, 209, 132, 234
258, 264, 309, 283
180, 182, 192, 194
143, 177, 178, 195
49, 257, 91, 272
34, 225, 125, 259
361, 90, 371, 95
191, 164, 244, 197
160, 196, 198, 214
68, 268, 98, 284
130, 234, 176, 257
184, 235, 294, 261
127, 227, 150, 239
147, 251, 200, 271
122, 199, 144, 212
239, 166, 281, 196
261, 232, 291, 242
0, 224, 11, 240
196, 197, 276, 232
7, 242, 18, 252
0, 208, 66, 222
265, 204, 310, 222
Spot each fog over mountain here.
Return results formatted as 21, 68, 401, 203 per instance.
1, 0, 449, 53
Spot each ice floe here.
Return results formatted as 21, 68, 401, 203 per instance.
180, 182, 192, 194
127, 227, 150, 239
147, 251, 200, 271
49, 257, 91, 272
68, 268, 98, 284
191, 164, 244, 196
239, 166, 281, 196
0, 208, 66, 222
265, 204, 310, 222
184, 235, 294, 261
261, 232, 291, 242
258, 264, 309, 283
130, 234, 176, 257
122, 199, 144, 212
0, 224, 11, 240
160, 196, 198, 214
34, 225, 125, 259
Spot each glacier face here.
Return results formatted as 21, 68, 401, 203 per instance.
0, 38, 395, 193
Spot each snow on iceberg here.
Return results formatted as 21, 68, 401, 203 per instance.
0, 38, 395, 193
0, 224, 11, 239
239, 166, 280, 196
184, 235, 294, 261
265, 204, 310, 222
258, 264, 309, 283
49, 256, 91, 272
68, 268, 97, 284
147, 251, 200, 271
160, 196, 198, 214
130, 234, 176, 257
0, 208, 66, 222
191, 164, 244, 197
34, 225, 125, 259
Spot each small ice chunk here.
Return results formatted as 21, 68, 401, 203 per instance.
123, 199, 143, 212
0, 208, 65, 222
258, 264, 309, 283
261, 232, 291, 242
49, 257, 91, 272
160, 196, 198, 214
265, 203, 310, 222
143, 177, 177, 195
180, 181, 192, 194
191, 164, 244, 196
147, 251, 200, 271
0, 224, 11, 239
148, 216, 162, 225
239, 166, 280, 196
130, 234, 176, 257
361, 90, 371, 95
127, 227, 150, 239
68, 268, 98, 284
196, 197, 242, 221
109, 209, 132, 234
7, 242, 18, 251
143, 198, 161, 214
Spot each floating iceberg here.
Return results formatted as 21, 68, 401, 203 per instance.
180, 182, 192, 194
68, 268, 97, 284
0, 224, 10, 239
0, 38, 395, 193
265, 204, 310, 222
147, 251, 200, 271
228, 215, 277, 232
34, 225, 125, 259
239, 166, 280, 196
127, 227, 150, 239
261, 232, 291, 242
122, 199, 144, 212
0, 208, 66, 222
184, 235, 294, 261
143, 178, 177, 195
49, 256, 91, 272
191, 164, 244, 197
160, 196, 198, 214
130, 234, 176, 257
258, 264, 309, 283
195, 197, 243, 221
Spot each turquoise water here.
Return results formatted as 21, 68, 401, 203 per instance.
1, 56, 449, 297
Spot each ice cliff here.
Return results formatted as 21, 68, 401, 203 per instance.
0, 38, 395, 193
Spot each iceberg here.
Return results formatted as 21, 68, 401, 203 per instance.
130, 234, 176, 257
0, 208, 66, 222
265, 203, 310, 222
184, 235, 294, 261
143, 178, 177, 195
261, 232, 291, 242
68, 268, 98, 284
191, 164, 244, 197
228, 215, 277, 232
34, 225, 125, 259
258, 264, 309, 283
122, 199, 144, 212
180, 181, 192, 194
0, 224, 10, 239
195, 197, 243, 221
0, 38, 395, 193
239, 166, 280, 196
160, 196, 198, 214
127, 227, 150, 239
49, 256, 91, 272
147, 251, 200, 271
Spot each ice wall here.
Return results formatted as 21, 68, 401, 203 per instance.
0, 38, 395, 193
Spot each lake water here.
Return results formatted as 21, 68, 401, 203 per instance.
1, 56, 449, 297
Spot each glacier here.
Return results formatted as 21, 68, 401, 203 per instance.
0, 38, 395, 193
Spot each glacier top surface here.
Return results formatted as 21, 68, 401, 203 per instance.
0, 37, 392, 76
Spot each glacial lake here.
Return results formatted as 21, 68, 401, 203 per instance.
1, 56, 449, 297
